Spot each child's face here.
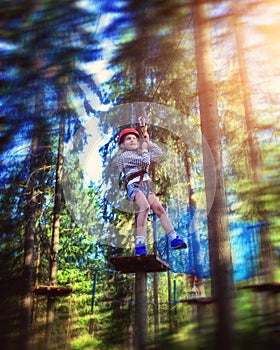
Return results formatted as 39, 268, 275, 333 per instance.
122, 134, 139, 150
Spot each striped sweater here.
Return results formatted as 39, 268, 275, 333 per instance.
117, 141, 163, 184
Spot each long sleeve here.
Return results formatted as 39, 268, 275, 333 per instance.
117, 152, 124, 172
118, 151, 149, 176
148, 141, 163, 161
117, 141, 163, 180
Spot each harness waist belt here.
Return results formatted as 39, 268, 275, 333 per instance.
126, 170, 147, 183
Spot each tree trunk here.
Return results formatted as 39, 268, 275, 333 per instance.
232, 6, 274, 283
135, 272, 147, 350
21, 137, 38, 350
184, 146, 202, 275
193, 2, 234, 350
152, 212, 160, 339
45, 97, 66, 347
184, 146, 197, 210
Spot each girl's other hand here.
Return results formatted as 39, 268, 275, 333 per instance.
142, 141, 149, 150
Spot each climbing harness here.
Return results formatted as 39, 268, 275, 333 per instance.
125, 169, 147, 186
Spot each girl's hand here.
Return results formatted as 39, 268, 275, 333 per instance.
141, 141, 149, 150
143, 131, 149, 142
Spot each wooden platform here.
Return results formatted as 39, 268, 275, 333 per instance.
109, 254, 171, 273
34, 285, 72, 297
177, 297, 214, 305
239, 282, 280, 294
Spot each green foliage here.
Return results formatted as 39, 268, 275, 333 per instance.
70, 334, 101, 350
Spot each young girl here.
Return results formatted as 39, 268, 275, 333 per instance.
117, 127, 187, 255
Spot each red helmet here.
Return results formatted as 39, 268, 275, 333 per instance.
118, 128, 140, 144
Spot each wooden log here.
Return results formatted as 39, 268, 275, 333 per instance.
34, 285, 72, 297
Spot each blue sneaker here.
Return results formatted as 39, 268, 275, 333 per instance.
135, 244, 147, 256
171, 236, 187, 250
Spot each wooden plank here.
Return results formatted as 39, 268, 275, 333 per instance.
34, 285, 72, 297
178, 297, 214, 304
109, 254, 171, 273
239, 282, 280, 293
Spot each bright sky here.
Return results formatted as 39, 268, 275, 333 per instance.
245, 1, 280, 93
79, 119, 109, 184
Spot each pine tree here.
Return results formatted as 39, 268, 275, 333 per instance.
1, 1, 102, 347
193, 1, 234, 349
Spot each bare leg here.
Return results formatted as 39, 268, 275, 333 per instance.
148, 194, 174, 234
148, 193, 187, 250
134, 191, 150, 238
